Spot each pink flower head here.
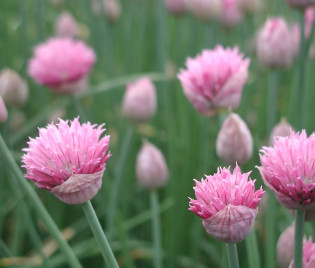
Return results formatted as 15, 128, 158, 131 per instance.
189, 165, 264, 243
28, 38, 96, 92
289, 238, 315, 268
257, 17, 294, 68
22, 118, 110, 204
178, 46, 250, 116
219, 0, 243, 29
259, 130, 315, 210
286, 0, 315, 10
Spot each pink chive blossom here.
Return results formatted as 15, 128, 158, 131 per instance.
0, 96, 8, 123
257, 17, 294, 68
189, 165, 264, 243
178, 46, 250, 116
289, 238, 315, 268
259, 130, 315, 210
219, 0, 243, 29
22, 118, 110, 204
286, 0, 315, 10
28, 38, 96, 91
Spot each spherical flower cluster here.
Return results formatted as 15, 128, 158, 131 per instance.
28, 38, 96, 93
259, 130, 315, 210
189, 165, 264, 243
22, 118, 110, 204
178, 46, 250, 116
289, 238, 315, 268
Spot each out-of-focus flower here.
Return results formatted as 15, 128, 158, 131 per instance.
55, 11, 79, 38
257, 17, 294, 68
165, 0, 188, 15
0, 96, 8, 123
269, 118, 293, 146
289, 238, 315, 268
189, 165, 264, 243
0, 69, 28, 107
286, 0, 315, 10
22, 118, 110, 204
216, 113, 253, 166
238, 0, 263, 15
305, 7, 315, 37
259, 130, 315, 210
277, 222, 295, 268
28, 37, 96, 94
219, 0, 243, 29
122, 77, 157, 123
104, 0, 121, 23
178, 46, 250, 116
136, 140, 169, 189
188, 0, 221, 22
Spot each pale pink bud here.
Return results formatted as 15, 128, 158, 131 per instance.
289, 238, 315, 268
277, 222, 295, 268
189, 165, 264, 243
0, 96, 8, 123
55, 11, 79, 38
269, 118, 294, 146
0, 69, 28, 107
122, 77, 157, 123
165, 0, 188, 15
219, 0, 243, 29
286, 0, 315, 10
104, 0, 121, 23
216, 113, 253, 166
136, 140, 169, 189
188, 0, 221, 22
257, 18, 295, 68
238, 0, 263, 15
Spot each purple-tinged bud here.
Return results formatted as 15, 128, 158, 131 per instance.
0, 69, 28, 107
188, 0, 221, 22
165, 0, 188, 15
55, 11, 79, 38
277, 222, 295, 268
257, 17, 294, 69
286, 0, 315, 10
104, 0, 121, 23
0, 96, 8, 123
136, 140, 169, 189
216, 113, 253, 166
219, 0, 243, 29
122, 77, 157, 123
269, 118, 294, 146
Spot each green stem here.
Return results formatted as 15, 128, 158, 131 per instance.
267, 71, 278, 134
0, 134, 82, 268
265, 192, 276, 268
82, 201, 119, 268
294, 209, 305, 268
245, 231, 261, 268
151, 190, 162, 268
226, 243, 240, 268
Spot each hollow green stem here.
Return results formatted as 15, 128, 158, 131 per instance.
267, 71, 278, 134
294, 209, 305, 268
245, 231, 261, 268
0, 134, 82, 268
151, 190, 162, 268
226, 243, 240, 268
82, 201, 119, 268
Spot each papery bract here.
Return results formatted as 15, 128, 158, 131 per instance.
22, 118, 110, 204
178, 46, 250, 116
259, 130, 315, 210
189, 165, 264, 243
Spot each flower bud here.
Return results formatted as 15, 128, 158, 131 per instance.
216, 113, 253, 166
55, 11, 79, 38
122, 77, 157, 123
286, 0, 315, 10
269, 118, 293, 146
136, 140, 169, 189
257, 17, 294, 69
0, 96, 8, 123
0, 69, 28, 107
277, 222, 295, 268
219, 0, 243, 29
165, 0, 188, 15
104, 0, 121, 23
289, 238, 315, 268
188, 0, 221, 22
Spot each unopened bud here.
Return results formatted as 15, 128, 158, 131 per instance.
188, 0, 221, 22
216, 113, 253, 165
122, 77, 157, 123
136, 140, 169, 189
0, 96, 8, 123
219, 0, 243, 29
104, 0, 121, 23
277, 222, 295, 268
269, 118, 294, 146
0, 69, 28, 107
238, 0, 263, 15
55, 11, 79, 38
